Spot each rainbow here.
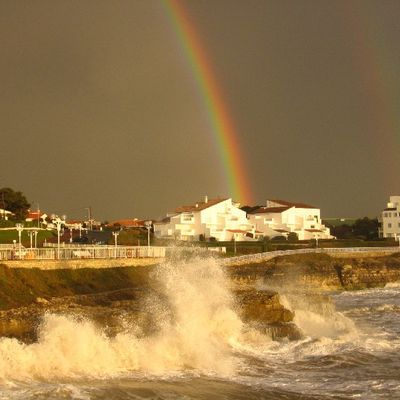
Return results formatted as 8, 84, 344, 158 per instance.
162, 0, 254, 205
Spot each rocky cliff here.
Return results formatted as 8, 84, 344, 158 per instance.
227, 252, 400, 290
1, 252, 399, 342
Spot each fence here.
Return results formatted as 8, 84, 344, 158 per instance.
0, 246, 166, 261
221, 246, 400, 266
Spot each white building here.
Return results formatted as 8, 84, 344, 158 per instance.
248, 199, 333, 240
380, 195, 400, 239
0, 208, 13, 221
154, 196, 261, 241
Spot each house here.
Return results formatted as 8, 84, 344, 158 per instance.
380, 196, 400, 239
154, 196, 260, 241
0, 208, 13, 220
25, 209, 46, 223
248, 199, 333, 240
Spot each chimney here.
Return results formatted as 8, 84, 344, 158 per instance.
204, 195, 208, 204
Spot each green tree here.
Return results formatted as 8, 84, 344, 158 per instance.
0, 187, 30, 221
329, 224, 354, 239
352, 217, 379, 240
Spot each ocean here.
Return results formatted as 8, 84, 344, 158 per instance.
0, 256, 399, 399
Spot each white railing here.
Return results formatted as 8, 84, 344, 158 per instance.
221, 247, 400, 265
0, 246, 166, 261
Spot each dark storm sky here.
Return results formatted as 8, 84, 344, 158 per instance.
1, 0, 400, 221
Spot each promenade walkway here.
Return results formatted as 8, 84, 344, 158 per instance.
0, 245, 166, 261
222, 247, 400, 266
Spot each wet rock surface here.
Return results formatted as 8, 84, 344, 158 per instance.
0, 287, 299, 343
227, 253, 400, 290
1, 253, 400, 344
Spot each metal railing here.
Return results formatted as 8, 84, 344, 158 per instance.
0, 246, 166, 261
221, 246, 400, 265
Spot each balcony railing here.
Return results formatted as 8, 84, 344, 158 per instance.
0, 246, 166, 261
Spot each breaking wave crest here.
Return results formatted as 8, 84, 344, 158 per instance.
2, 253, 394, 394
0, 256, 244, 382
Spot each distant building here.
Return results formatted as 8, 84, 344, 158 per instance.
248, 199, 333, 240
25, 209, 45, 223
380, 196, 400, 239
154, 196, 261, 241
0, 208, 13, 221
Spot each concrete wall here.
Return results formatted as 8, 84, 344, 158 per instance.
1, 258, 163, 270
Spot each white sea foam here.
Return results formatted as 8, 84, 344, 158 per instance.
278, 291, 358, 341
384, 281, 400, 288
0, 256, 244, 382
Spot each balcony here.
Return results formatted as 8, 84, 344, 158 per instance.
181, 213, 195, 223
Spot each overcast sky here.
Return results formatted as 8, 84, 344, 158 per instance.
1, 0, 400, 221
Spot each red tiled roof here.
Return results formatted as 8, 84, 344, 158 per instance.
67, 219, 84, 224
250, 206, 291, 214
274, 228, 290, 233
268, 199, 317, 209
175, 198, 228, 213
26, 210, 45, 219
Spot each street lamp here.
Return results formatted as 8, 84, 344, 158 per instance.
28, 230, 34, 249
33, 229, 38, 248
144, 221, 152, 250
112, 231, 120, 258
15, 223, 24, 260
52, 215, 66, 260
395, 233, 400, 248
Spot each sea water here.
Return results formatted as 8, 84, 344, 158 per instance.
0, 256, 399, 399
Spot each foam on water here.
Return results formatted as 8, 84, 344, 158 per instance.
0, 256, 244, 382
385, 281, 400, 288
1, 254, 399, 399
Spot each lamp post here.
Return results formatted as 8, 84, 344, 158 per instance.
69, 225, 74, 243
145, 221, 152, 253
33, 229, 38, 248
112, 231, 119, 258
28, 230, 34, 249
395, 233, 400, 248
85, 207, 93, 231
52, 215, 66, 260
16, 223, 24, 259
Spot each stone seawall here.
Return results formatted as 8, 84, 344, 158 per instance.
1, 258, 163, 270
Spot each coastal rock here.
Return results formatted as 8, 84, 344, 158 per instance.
236, 289, 294, 323
227, 253, 400, 291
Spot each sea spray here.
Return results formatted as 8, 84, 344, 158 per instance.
258, 280, 358, 340
0, 255, 244, 381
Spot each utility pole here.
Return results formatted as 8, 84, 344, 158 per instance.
85, 207, 93, 231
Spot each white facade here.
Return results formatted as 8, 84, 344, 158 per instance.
154, 197, 259, 241
0, 208, 13, 221
248, 199, 333, 240
380, 196, 400, 239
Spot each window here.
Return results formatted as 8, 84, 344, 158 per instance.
388, 223, 392, 228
